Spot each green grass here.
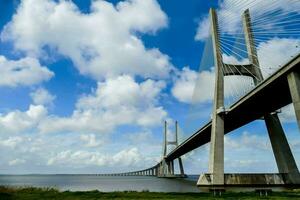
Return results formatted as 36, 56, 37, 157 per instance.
1, 186, 300, 200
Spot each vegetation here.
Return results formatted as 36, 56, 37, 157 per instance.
1, 186, 300, 200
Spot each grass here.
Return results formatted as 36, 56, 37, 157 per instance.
1, 186, 300, 200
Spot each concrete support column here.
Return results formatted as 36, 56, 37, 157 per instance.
178, 157, 185, 176
265, 113, 300, 182
175, 121, 185, 177
288, 71, 300, 130
207, 8, 225, 186
167, 161, 173, 175
166, 161, 170, 175
159, 164, 162, 176
163, 121, 167, 157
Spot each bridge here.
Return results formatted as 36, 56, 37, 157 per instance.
105, 2, 300, 191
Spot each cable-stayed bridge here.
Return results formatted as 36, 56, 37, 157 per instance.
105, 0, 300, 191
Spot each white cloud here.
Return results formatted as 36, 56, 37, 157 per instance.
80, 134, 102, 148
37, 75, 167, 134
47, 147, 143, 167
128, 131, 153, 144
257, 38, 300, 78
0, 55, 53, 87
195, 16, 210, 41
172, 67, 213, 104
9, 158, 26, 166
2, 0, 171, 80
171, 67, 198, 103
225, 131, 271, 151
30, 88, 56, 106
0, 137, 23, 148
0, 73, 168, 137
0, 75, 167, 136
0, 105, 47, 134
279, 104, 296, 123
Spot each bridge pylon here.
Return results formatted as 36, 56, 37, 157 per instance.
198, 8, 300, 190
157, 121, 186, 178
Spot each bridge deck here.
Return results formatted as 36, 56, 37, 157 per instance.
166, 53, 300, 161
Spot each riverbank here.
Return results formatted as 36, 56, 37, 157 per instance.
1, 187, 300, 200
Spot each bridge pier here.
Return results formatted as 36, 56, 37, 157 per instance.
265, 113, 300, 183
288, 71, 300, 130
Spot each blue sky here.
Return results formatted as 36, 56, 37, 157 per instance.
0, 0, 299, 174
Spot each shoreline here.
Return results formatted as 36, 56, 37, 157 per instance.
1, 186, 300, 200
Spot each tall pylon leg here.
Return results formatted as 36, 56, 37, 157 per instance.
288, 71, 300, 130
243, 9, 299, 183
208, 8, 225, 186
175, 121, 186, 177
178, 157, 185, 176
265, 114, 300, 183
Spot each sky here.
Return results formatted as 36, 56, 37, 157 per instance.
0, 0, 299, 175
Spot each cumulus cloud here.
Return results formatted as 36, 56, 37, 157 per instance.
0, 55, 53, 87
172, 67, 213, 104
38, 75, 167, 134
30, 88, 56, 106
257, 38, 300, 78
0, 136, 23, 148
0, 75, 165, 136
195, 16, 210, 41
128, 131, 154, 144
80, 134, 102, 148
0, 105, 47, 134
9, 158, 26, 166
0, 75, 167, 137
47, 147, 143, 167
225, 131, 271, 151
279, 104, 296, 123
2, 0, 171, 80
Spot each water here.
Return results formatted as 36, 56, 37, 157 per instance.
0, 175, 200, 192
